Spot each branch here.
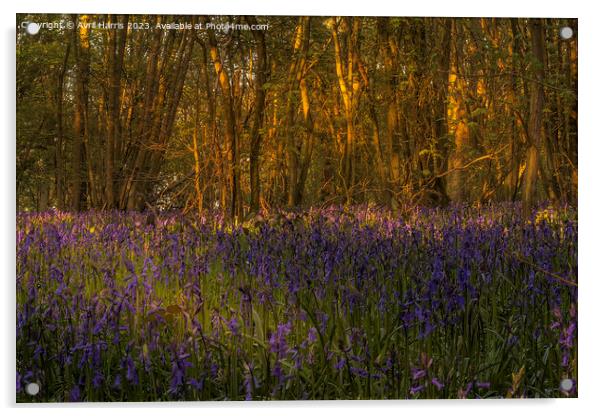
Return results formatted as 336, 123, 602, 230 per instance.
511, 251, 577, 287
434, 144, 510, 179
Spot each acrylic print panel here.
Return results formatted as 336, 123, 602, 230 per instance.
15, 14, 577, 402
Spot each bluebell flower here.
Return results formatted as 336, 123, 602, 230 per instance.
410, 385, 425, 395
431, 377, 444, 390
113, 374, 121, 389
69, 385, 81, 401
125, 356, 138, 385
92, 371, 104, 388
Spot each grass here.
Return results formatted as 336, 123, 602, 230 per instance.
16, 203, 577, 401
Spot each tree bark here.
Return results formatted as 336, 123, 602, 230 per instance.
247, 16, 268, 213
332, 17, 361, 204
522, 18, 545, 216
70, 14, 91, 211
202, 16, 240, 221
285, 17, 311, 207
377, 18, 402, 206
55, 40, 70, 210
446, 20, 470, 203
105, 15, 128, 209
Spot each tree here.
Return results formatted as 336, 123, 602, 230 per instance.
446, 20, 470, 203
104, 15, 128, 209
522, 18, 545, 216
331, 17, 362, 203
16, 16, 577, 213
201, 16, 241, 220
247, 16, 268, 213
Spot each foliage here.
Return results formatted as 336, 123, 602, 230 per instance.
16, 203, 577, 401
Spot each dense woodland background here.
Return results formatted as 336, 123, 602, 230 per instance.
16, 15, 577, 219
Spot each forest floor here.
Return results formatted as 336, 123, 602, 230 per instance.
16, 203, 577, 401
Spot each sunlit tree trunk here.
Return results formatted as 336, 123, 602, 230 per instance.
331, 17, 361, 204
377, 18, 401, 206
522, 18, 545, 216
285, 17, 311, 207
294, 19, 316, 206
202, 16, 240, 221
425, 19, 452, 205
446, 20, 470, 203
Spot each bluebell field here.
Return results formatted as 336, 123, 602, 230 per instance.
16, 203, 577, 401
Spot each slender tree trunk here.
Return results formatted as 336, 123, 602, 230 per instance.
70, 14, 91, 211
332, 17, 361, 204
446, 20, 470, 203
566, 19, 578, 206
105, 15, 128, 209
37, 182, 49, 211
119, 18, 160, 209
202, 16, 240, 221
105, 15, 117, 209
247, 16, 268, 213
377, 18, 402, 206
522, 18, 546, 216
199, 42, 223, 211
192, 109, 203, 216
424, 19, 452, 205
503, 19, 522, 201
285, 17, 310, 207
55, 40, 70, 210
294, 74, 315, 205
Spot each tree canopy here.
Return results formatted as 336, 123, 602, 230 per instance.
16, 15, 578, 217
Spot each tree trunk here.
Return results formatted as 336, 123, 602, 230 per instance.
247, 16, 268, 213
522, 18, 545, 216
105, 15, 128, 209
285, 17, 310, 207
192, 108, 204, 216
70, 14, 91, 211
55, 40, 70, 210
446, 20, 470, 203
202, 16, 240, 221
332, 17, 361, 204
377, 18, 402, 206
